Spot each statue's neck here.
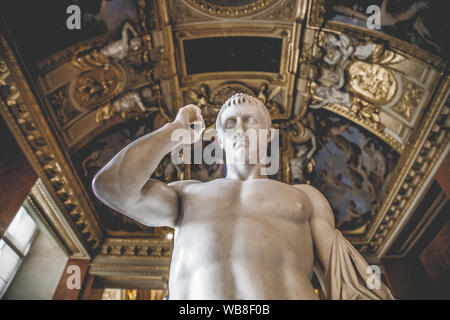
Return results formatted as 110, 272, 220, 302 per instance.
225, 163, 268, 181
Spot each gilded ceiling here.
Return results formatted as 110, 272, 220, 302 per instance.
0, 0, 448, 272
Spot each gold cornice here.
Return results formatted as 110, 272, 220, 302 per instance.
366, 76, 449, 254
97, 237, 174, 259
33, 32, 118, 76
89, 263, 170, 277
172, 21, 293, 36
25, 179, 90, 259
0, 32, 104, 250
91, 236, 173, 285
184, 0, 279, 18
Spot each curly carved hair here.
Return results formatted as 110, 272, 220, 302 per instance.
215, 93, 271, 133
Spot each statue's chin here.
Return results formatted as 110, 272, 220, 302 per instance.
228, 151, 262, 166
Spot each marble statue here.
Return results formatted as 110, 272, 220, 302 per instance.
92, 93, 394, 300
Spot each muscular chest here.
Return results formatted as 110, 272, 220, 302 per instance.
180, 179, 310, 224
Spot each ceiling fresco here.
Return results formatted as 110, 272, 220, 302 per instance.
0, 0, 448, 268
309, 109, 399, 233
324, 0, 449, 57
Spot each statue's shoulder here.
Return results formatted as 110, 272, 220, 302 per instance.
168, 179, 202, 194
292, 183, 323, 196
293, 184, 334, 224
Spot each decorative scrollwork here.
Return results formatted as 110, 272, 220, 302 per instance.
348, 61, 397, 105
307, 32, 402, 135
184, 0, 279, 18
0, 43, 103, 248
70, 65, 124, 111
257, 83, 283, 115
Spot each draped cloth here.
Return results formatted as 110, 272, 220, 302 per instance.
314, 230, 395, 300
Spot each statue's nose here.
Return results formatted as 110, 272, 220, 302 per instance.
235, 118, 245, 134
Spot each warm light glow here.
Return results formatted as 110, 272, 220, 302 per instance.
167, 233, 173, 240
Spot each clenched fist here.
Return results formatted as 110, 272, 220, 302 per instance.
172, 104, 206, 144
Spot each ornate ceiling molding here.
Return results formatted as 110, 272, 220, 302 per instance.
24, 179, 91, 259
366, 77, 449, 256
184, 0, 280, 18
250, 0, 300, 22
297, 28, 441, 153
97, 237, 173, 259
173, 22, 295, 85
184, 81, 288, 126
306, 0, 446, 70
173, 20, 302, 123
293, 18, 447, 253
383, 183, 447, 258
90, 237, 173, 289
89, 263, 170, 289
0, 33, 104, 251
33, 33, 118, 77
168, 0, 216, 25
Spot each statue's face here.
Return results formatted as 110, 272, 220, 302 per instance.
217, 102, 270, 165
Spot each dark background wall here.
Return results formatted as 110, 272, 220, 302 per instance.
382, 153, 449, 300
0, 115, 37, 235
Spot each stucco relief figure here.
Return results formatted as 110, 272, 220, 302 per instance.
72, 22, 141, 71
187, 84, 220, 123
310, 33, 382, 110
257, 83, 283, 115
100, 22, 140, 63
95, 91, 147, 122
92, 93, 394, 300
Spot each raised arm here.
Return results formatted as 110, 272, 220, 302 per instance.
92, 104, 205, 227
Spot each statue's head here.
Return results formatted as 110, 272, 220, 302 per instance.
215, 93, 272, 164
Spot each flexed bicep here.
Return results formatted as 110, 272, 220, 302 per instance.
131, 178, 180, 227
92, 104, 204, 229
95, 178, 180, 228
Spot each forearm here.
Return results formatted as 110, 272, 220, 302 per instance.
92, 121, 182, 205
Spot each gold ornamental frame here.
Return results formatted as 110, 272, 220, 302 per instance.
0, 32, 104, 252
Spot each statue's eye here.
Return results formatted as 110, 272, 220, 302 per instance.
245, 116, 257, 124
225, 118, 236, 128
